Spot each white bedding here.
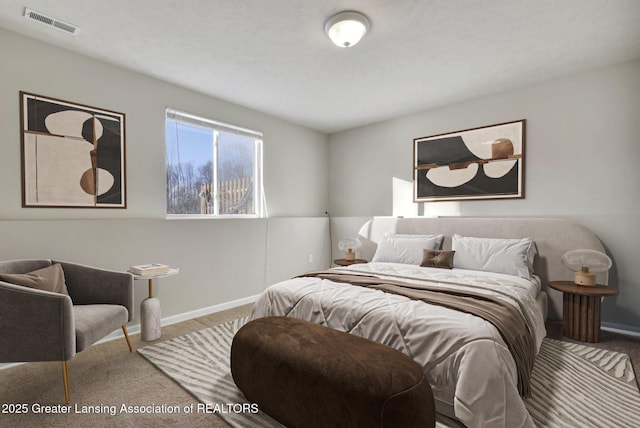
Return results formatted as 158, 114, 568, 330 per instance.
250, 262, 547, 428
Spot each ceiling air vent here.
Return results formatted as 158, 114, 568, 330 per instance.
24, 7, 80, 36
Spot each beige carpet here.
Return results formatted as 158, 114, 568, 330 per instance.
0, 304, 252, 428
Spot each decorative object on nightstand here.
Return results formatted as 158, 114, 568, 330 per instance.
128, 265, 179, 341
561, 249, 612, 286
548, 281, 618, 342
338, 238, 360, 262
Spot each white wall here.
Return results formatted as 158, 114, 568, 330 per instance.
0, 28, 331, 324
328, 59, 640, 332
0, 28, 329, 219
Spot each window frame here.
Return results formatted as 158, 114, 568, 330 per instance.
165, 108, 265, 219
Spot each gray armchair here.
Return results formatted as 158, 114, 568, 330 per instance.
0, 259, 134, 403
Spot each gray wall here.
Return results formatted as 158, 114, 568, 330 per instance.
2, 26, 638, 334
328, 59, 640, 333
0, 28, 331, 325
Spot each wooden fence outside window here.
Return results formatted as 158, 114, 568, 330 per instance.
199, 177, 253, 215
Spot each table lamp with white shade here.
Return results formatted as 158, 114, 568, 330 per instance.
338, 238, 361, 262
561, 249, 612, 286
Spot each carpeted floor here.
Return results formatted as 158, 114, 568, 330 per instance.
1, 305, 638, 428
0, 303, 253, 428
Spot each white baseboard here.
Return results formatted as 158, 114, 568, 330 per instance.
163, 293, 260, 326
0, 362, 23, 370
601, 322, 640, 338
0, 294, 260, 372
98, 293, 261, 343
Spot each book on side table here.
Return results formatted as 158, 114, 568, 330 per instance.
128, 263, 171, 276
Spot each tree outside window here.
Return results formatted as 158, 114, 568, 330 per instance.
166, 109, 264, 217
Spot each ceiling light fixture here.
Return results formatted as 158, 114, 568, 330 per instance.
324, 11, 370, 48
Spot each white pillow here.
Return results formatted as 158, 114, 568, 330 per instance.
372, 234, 444, 265
452, 234, 536, 279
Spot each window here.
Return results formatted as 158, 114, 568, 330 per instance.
166, 109, 264, 217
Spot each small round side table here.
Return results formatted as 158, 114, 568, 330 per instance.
333, 258, 368, 266
131, 268, 179, 341
548, 280, 618, 343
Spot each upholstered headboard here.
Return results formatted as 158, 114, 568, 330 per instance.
357, 217, 608, 321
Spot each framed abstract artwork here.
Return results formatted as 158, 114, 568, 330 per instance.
20, 92, 126, 208
413, 119, 525, 202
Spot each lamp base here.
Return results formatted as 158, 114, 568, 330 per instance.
574, 271, 596, 286
345, 249, 355, 261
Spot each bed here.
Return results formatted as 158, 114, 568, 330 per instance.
250, 217, 608, 428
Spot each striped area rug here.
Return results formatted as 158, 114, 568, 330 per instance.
525, 338, 640, 427
138, 318, 640, 428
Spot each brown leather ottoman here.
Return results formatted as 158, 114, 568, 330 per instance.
231, 316, 436, 428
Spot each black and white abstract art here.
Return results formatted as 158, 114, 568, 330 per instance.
413, 120, 525, 202
20, 92, 126, 208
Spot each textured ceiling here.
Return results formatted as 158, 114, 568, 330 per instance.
1, 0, 639, 133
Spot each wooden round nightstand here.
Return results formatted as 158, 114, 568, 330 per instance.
548, 280, 618, 343
333, 258, 368, 266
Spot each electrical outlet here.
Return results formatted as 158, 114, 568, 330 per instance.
308, 254, 314, 264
